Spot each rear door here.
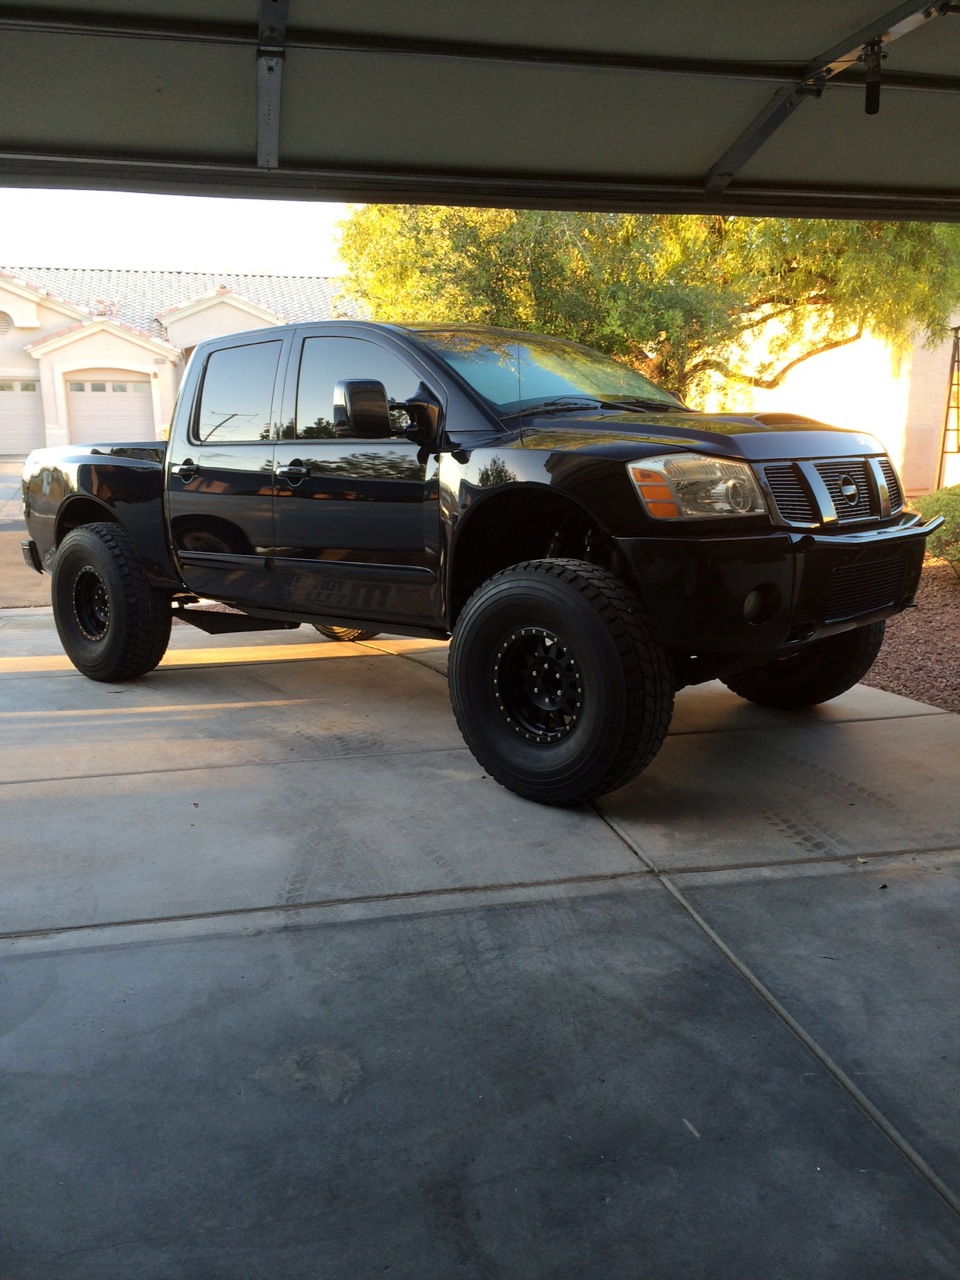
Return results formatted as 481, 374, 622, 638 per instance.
167, 335, 286, 606
270, 332, 441, 626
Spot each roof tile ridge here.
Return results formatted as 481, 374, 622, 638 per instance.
0, 267, 92, 311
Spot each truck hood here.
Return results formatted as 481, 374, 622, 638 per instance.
515, 410, 886, 463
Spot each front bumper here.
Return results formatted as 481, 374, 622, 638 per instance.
615, 514, 940, 654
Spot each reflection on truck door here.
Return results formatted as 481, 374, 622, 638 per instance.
167, 339, 283, 606
270, 335, 440, 625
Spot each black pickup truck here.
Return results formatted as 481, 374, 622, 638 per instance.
21, 321, 941, 804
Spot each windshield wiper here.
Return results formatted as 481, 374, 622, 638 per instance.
498, 396, 605, 420
499, 394, 685, 420
600, 396, 689, 412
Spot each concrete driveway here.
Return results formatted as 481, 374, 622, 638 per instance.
1, 603, 959, 1279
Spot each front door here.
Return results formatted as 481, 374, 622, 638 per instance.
270, 334, 441, 627
167, 336, 283, 606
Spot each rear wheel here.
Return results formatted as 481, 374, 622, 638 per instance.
449, 558, 674, 805
722, 621, 885, 709
312, 625, 380, 642
52, 522, 171, 681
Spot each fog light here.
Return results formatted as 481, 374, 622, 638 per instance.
743, 585, 779, 624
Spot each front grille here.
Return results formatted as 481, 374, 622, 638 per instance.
763, 463, 816, 523
814, 460, 873, 523
823, 555, 906, 623
762, 455, 903, 527
878, 458, 904, 512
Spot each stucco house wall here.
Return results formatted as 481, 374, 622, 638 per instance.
1, 285, 83, 376
161, 294, 288, 353
901, 332, 958, 490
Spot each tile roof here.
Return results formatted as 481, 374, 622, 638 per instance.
0, 266, 358, 340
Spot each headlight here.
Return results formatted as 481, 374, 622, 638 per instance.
626, 453, 767, 520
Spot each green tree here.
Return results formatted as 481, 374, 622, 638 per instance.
339, 207, 960, 401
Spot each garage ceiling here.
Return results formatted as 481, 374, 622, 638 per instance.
2, 1, 960, 219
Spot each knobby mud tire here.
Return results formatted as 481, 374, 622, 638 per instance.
52, 522, 172, 681
449, 558, 674, 806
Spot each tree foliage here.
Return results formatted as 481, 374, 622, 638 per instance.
339, 207, 960, 400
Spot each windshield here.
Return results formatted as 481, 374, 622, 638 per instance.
413, 329, 683, 415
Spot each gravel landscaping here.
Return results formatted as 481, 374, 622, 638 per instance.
862, 559, 960, 713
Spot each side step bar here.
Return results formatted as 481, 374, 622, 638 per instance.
172, 605, 298, 635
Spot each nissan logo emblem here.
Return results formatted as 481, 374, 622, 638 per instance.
839, 474, 860, 505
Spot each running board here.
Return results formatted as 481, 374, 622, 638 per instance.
172, 606, 299, 635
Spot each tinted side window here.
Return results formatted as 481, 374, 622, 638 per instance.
195, 341, 282, 444
294, 337, 423, 439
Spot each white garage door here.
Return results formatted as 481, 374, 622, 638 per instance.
67, 377, 155, 444
0, 378, 45, 454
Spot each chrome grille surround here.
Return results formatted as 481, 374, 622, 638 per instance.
878, 457, 904, 511
760, 455, 904, 529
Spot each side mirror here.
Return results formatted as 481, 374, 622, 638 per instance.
402, 381, 443, 446
333, 379, 393, 439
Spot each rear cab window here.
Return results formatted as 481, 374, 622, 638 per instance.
192, 340, 284, 446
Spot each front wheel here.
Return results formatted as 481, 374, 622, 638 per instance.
52, 522, 171, 681
449, 559, 674, 805
722, 621, 885, 709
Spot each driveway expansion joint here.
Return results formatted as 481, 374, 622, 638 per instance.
0, 864, 659, 946
593, 802, 960, 1220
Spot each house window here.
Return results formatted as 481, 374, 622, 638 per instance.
90, 382, 107, 392
0, 381, 13, 392
20, 381, 37, 392
112, 382, 128, 392
69, 382, 85, 392
131, 382, 150, 392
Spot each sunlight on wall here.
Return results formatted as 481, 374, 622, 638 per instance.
692, 314, 960, 494
697, 332, 910, 462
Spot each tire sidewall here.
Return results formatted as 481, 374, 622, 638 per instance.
52, 528, 137, 679
450, 572, 631, 798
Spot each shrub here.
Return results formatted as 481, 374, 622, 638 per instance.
913, 485, 960, 563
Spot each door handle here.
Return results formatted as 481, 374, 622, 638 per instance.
170, 458, 197, 481
276, 460, 310, 482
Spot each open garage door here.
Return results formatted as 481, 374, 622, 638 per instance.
0, 377, 44, 455
0, 2, 959, 221
66, 374, 155, 444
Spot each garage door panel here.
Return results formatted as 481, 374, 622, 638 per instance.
67, 378, 154, 445
740, 92, 960, 188
3, 29, 253, 157
0, 380, 44, 455
281, 55, 772, 177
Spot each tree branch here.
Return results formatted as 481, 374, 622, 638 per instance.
728, 304, 805, 336
686, 325, 864, 389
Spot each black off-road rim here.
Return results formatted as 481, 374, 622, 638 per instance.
72, 566, 111, 641
492, 626, 584, 744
